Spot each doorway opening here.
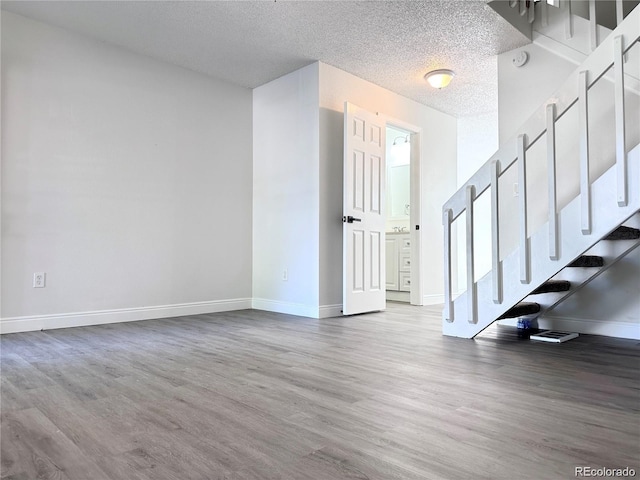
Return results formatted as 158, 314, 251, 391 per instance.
385, 125, 414, 304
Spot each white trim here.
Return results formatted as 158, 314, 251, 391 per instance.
386, 291, 410, 303
385, 117, 424, 308
498, 316, 639, 340
423, 294, 445, 306
538, 316, 639, 340
423, 292, 464, 306
319, 304, 343, 318
0, 298, 252, 335
252, 298, 319, 318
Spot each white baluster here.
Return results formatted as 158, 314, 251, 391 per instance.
589, 0, 598, 51
616, 0, 623, 26
518, 135, 530, 284
614, 36, 627, 207
443, 209, 454, 322
541, 0, 549, 27
547, 104, 559, 260
466, 186, 477, 324
578, 71, 591, 234
564, 0, 573, 39
491, 160, 503, 304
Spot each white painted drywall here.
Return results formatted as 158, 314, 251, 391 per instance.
497, 24, 640, 335
456, 111, 499, 291
252, 63, 321, 316
253, 61, 456, 317
0, 7, 4, 325
1, 12, 253, 330
318, 62, 457, 307
540, 249, 640, 338
498, 43, 576, 147
498, 41, 639, 262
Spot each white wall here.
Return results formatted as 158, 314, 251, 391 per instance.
497, 26, 640, 336
498, 43, 576, 146
456, 112, 499, 291
253, 62, 457, 315
318, 63, 457, 307
540, 251, 640, 339
1, 12, 253, 332
252, 63, 321, 317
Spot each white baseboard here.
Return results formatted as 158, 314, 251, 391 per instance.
422, 292, 462, 306
387, 291, 410, 303
319, 304, 343, 318
499, 315, 640, 340
422, 294, 444, 306
0, 298, 252, 335
252, 299, 343, 319
537, 315, 640, 340
252, 298, 320, 318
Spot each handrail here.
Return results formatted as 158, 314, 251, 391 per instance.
504, 0, 626, 43
442, 6, 639, 222
443, 5, 639, 323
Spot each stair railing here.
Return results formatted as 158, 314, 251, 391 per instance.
442, 6, 639, 325
505, 0, 630, 48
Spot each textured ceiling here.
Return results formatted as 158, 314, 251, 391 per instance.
1, 0, 530, 117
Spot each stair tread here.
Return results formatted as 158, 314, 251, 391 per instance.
531, 280, 571, 295
568, 255, 604, 268
605, 225, 640, 240
499, 302, 541, 320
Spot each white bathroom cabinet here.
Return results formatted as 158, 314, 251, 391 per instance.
385, 233, 411, 293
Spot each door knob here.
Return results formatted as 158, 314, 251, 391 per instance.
343, 216, 362, 223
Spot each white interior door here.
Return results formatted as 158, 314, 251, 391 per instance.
343, 102, 386, 315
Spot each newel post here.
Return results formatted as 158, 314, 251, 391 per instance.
491, 160, 503, 304
466, 186, 477, 324
443, 209, 454, 322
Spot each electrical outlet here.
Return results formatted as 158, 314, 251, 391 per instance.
282, 268, 288, 281
33, 272, 46, 288
513, 182, 519, 197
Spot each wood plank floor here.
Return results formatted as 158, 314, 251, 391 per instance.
1, 303, 639, 480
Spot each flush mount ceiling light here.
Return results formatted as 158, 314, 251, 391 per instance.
424, 69, 455, 89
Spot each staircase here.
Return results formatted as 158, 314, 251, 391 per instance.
442, 2, 640, 338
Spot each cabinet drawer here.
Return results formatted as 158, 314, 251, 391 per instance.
399, 272, 411, 292
401, 237, 411, 251
399, 253, 411, 272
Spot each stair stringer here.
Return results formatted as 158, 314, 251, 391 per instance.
500, 213, 640, 326
443, 143, 640, 338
